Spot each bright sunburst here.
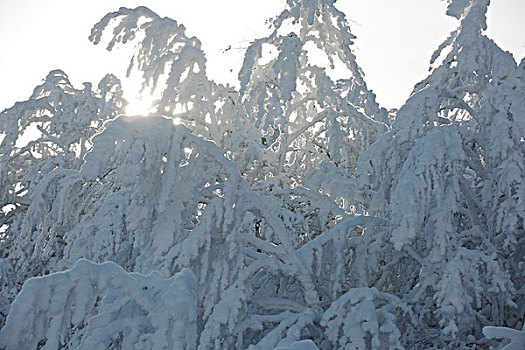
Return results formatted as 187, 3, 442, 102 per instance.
122, 72, 159, 116
124, 95, 156, 116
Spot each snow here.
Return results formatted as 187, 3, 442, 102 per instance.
483, 324, 525, 350
0, 0, 523, 349
0, 259, 197, 349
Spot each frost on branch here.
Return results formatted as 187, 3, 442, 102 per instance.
321, 287, 406, 350
3, 115, 326, 348
0, 259, 197, 350
5, 115, 252, 314
90, 6, 240, 153
483, 324, 525, 350
0, 71, 124, 313
1, 0, 523, 348
350, 0, 523, 346
89, 6, 205, 99
238, 0, 388, 189
3, 114, 396, 348
0, 70, 123, 201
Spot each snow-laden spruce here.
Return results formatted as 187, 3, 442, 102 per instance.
0, 0, 523, 348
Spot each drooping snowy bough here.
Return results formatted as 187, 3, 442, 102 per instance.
0, 0, 523, 349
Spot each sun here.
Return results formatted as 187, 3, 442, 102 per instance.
122, 72, 160, 116
124, 94, 156, 116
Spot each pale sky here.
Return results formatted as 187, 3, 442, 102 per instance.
0, 0, 523, 112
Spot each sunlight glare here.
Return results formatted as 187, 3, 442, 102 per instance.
122, 71, 160, 117
124, 95, 156, 116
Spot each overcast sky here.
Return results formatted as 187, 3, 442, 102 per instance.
0, 0, 523, 111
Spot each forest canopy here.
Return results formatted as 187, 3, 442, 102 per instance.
0, 0, 524, 349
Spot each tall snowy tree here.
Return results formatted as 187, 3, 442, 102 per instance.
238, 0, 389, 189
351, 0, 524, 346
234, 0, 391, 246
0, 71, 125, 326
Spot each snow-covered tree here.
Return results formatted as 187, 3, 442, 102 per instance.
0, 71, 124, 210
351, 0, 524, 346
0, 70, 125, 326
90, 6, 241, 152
0, 0, 523, 348
0, 260, 198, 349
1, 114, 328, 347
238, 0, 388, 189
